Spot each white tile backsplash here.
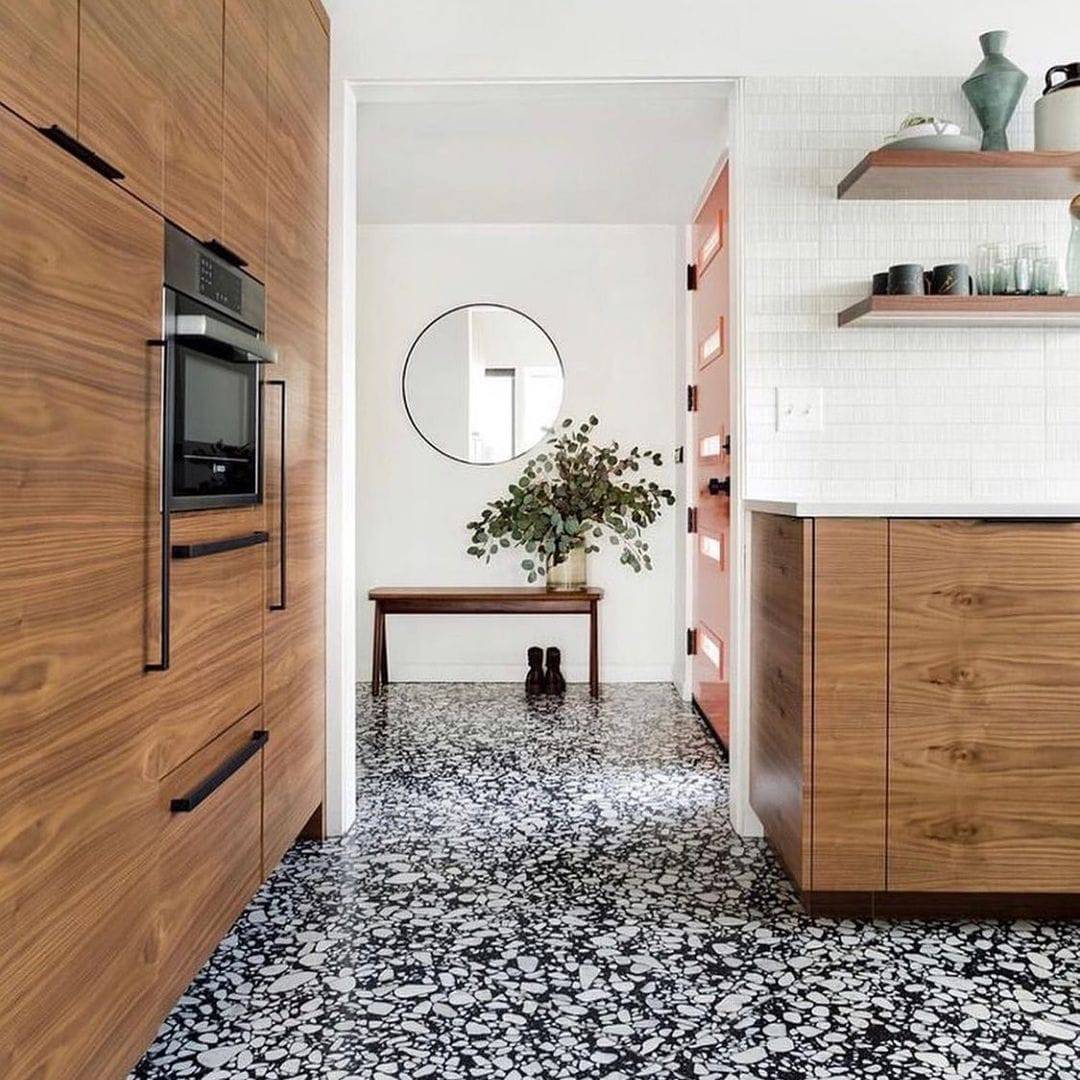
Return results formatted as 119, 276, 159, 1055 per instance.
743, 77, 1079, 503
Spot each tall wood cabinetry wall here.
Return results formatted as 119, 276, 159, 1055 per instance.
0, 2, 329, 1077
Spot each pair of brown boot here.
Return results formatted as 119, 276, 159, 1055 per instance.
525, 646, 566, 695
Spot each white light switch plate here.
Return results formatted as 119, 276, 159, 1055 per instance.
775, 387, 823, 432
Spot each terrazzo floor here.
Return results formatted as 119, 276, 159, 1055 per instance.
133, 683, 1080, 1079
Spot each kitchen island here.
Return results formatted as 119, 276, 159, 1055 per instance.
747, 500, 1080, 918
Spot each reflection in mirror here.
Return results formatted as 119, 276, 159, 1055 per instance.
403, 305, 564, 465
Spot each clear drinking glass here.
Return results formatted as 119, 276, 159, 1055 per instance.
1014, 243, 1046, 295
975, 242, 1004, 295
1034, 257, 1062, 296
993, 258, 1016, 295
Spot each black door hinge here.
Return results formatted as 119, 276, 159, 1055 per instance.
674, 445, 684, 464
687, 384, 698, 412
687, 506, 698, 534
687, 628, 698, 656
722, 434, 731, 456
38, 125, 124, 181
687, 263, 698, 291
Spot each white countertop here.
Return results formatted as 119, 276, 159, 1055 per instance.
745, 499, 1080, 519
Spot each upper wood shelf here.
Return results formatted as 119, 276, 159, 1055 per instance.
837, 150, 1080, 200
839, 294, 1080, 327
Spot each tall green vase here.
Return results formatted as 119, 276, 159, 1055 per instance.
962, 30, 1028, 151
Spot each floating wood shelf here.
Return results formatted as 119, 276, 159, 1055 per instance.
837, 150, 1080, 200
838, 295, 1080, 328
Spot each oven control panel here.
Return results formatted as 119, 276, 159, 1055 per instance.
198, 254, 242, 315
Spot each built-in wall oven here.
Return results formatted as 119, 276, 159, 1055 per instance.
164, 223, 277, 510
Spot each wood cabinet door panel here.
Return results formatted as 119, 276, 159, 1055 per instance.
222, 0, 269, 278
163, 0, 224, 244
261, 0, 327, 869
811, 519, 888, 891
153, 506, 265, 779
0, 0, 78, 129
889, 519, 1080, 891
749, 514, 812, 888
79, 0, 166, 210
156, 708, 263, 1016
0, 108, 162, 1080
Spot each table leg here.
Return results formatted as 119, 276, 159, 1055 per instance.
380, 616, 389, 685
372, 603, 385, 695
589, 601, 599, 698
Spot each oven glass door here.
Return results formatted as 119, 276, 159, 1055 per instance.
171, 296, 261, 509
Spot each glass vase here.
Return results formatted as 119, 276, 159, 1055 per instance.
546, 547, 587, 592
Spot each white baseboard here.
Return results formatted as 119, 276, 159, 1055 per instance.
363, 662, 676, 684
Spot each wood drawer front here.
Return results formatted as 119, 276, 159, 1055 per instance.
156, 710, 263, 1015
889, 519, 1080, 892
154, 507, 265, 778
749, 514, 812, 888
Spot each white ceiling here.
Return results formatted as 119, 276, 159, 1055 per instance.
356, 82, 730, 225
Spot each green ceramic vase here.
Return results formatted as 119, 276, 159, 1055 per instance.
962, 30, 1028, 151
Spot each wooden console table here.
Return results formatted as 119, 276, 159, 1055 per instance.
368, 587, 604, 697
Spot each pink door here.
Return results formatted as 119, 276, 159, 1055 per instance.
690, 164, 731, 749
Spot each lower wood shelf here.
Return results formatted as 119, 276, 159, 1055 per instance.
839, 294, 1080, 328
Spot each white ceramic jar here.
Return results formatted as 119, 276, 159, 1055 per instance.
1035, 64, 1080, 151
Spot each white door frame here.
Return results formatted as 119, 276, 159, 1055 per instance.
324, 75, 757, 839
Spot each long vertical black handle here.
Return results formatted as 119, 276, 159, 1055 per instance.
265, 379, 287, 611
146, 339, 173, 671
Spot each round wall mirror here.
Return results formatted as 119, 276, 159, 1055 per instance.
402, 304, 565, 465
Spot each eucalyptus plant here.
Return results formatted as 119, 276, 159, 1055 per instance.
466, 416, 675, 584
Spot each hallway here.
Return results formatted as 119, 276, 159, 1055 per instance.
135, 685, 1078, 1079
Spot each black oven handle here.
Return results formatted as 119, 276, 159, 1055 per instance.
265, 379, 287, 611
176, 314, 279, 365
146, 336, 173, 672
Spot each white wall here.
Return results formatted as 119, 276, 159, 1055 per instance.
327, 2, 1078, 82
742, 77, 1080, 502
357, 224, 681, 682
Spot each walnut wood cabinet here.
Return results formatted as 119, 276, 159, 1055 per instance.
262, 0, 329, 872
0, 105, 165, 1080
751, 512, 1080, 918
0, 1, 328, 1075
0, 0, 78, 130
0, 0, 273, 274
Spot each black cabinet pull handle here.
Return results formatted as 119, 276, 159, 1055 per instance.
146, 338, 173, 672
172, 530, 269, 560
170, 731, 269, 813
264, 379, 287, 611
708, 476, 731, 496
38, 125, 124, 181
204, 237, 249, 269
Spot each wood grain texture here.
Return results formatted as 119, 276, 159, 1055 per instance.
889, 519, 1080, 892
262, 0, 328, 871
79, 0, 166, 209
839, 294, 1080, 329
837, 149, 1080, 200
0, 0, 78, 129
152, 506, 265, 779
0, 108, 163, 1080
749, 513, 813, 888
154, 708, 263, 1018
222, 0, 269, 278
811, 518, 888, 891
163, 0, 223, 243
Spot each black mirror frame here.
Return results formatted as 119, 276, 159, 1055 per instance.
401, 302, 565, 466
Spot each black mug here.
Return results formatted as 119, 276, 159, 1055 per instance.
887, 263, 926, 296
931, 262, 973, 296
872, 271, 890, 295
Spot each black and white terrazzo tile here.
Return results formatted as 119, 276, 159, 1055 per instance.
133, 683, 1080, 1079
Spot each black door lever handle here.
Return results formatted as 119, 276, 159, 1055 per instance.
708, 476, 730, 496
